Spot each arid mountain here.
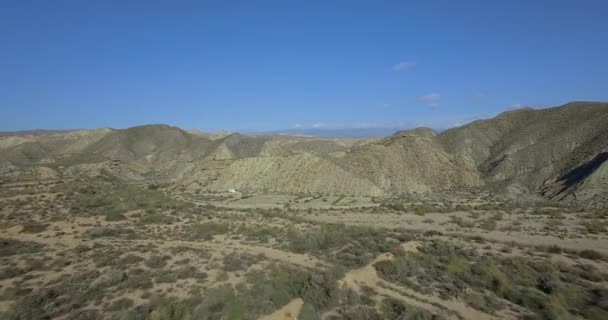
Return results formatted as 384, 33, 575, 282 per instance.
1, 102, 606, 206
437, 102, 608, 205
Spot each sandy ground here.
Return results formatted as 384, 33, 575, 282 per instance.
259, 298, 303, 320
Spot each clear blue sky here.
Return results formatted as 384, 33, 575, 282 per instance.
1, 1, 607, 132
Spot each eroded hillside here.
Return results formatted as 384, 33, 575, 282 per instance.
1, 102, 607, 206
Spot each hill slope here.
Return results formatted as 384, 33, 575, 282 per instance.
0, 102, 606, 206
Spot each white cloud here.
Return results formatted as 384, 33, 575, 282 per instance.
510, 103, 525, 109
393, 61, 416, 71
417, 93, 441, 102
429, 102, 441, 109
312, 122, 327, 128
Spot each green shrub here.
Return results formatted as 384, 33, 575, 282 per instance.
150, 297, 192, 320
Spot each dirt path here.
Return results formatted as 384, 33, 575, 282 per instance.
154, 237, 328, 269
258, 298, 303, 320
303, 212, 608, 254
335, 241, 503, 320
1, 220, 327, 270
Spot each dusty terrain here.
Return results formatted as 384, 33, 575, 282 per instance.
1, 177, 607, 320
1, 102, 607, 319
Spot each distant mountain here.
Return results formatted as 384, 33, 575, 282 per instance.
261, 127, 405, 138
1, 101, 606, 207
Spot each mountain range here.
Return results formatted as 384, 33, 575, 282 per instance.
1, 101, 606, 207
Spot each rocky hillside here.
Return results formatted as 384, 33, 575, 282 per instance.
0, 102, 606, 206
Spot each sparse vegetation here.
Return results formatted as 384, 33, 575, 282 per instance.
1, 150, 607, 320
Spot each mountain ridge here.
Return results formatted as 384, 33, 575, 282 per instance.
1, 101, 606, 207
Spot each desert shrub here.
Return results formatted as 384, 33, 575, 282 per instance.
222, 253, 262, 272
84, 227, 137, 239
66, 309, 100, 320
286, 223, 398, 267
20, 223, 49, 234
145, 255, 170, 269
189, 284, 242, 319
298, 303, 321, 320
381, 298, 446, 320
338, 305, 381, 319
5, 270, 103, 319
175, 266, 207, 280
238, 225, 285, 243
105, 211, 127, 221
463, 291, 504, 314
150, 297, 192, 320
140, 213, 176, 224
374, 239, 608, 320
106, 298, 134, 312
582, 220, 606, 234
546, 245, 563, 254
91, 247, 124, 268
479, 218, 497, 231
186, 265, 342, 319
117, 254, 144, 266
101, 269, 128, 288
64, 179, 191, 217
184, 222, 230, 240
579, 249, 606, 261
0, 238, 44, 257
449, 215, 475, 228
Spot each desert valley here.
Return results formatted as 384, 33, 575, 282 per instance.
1, 102, 607, 319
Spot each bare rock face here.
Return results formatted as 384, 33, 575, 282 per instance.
0, 102, 606, 206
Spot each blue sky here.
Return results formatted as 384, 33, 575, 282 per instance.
1, 1, 607, 133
